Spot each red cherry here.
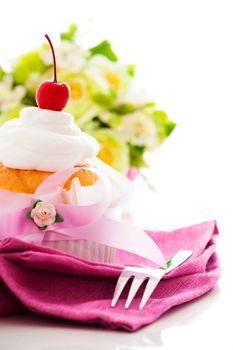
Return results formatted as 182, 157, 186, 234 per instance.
36, 81, 70, 111
35, 34, 70, 111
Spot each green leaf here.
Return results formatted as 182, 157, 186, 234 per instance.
152, 110, 169, 124
55, 213, 64, 223
21, 95, 37, 107
89, 40, 118, 62
81, 120, 102, 134
33, 199, 42, 208
60, 23, 78, 42
12, 51, 47, 84
0, 105, 24, 126
165, 121, 176, 137
127, 64, 136, 77
93, 90, 117, 108
39, 226, 47, 231
92, 116, 110, 129
151, 110, 176, 143
111, 102, 157, 116
92, 129, 129, 174
144, 102, 156, 109
128, 143, 147, 168
96, 112, 123, 128
110, 103, 136, 115
26, 211, 32, 219
0, 67, 5, 81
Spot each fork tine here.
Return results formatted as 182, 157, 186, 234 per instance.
139, 277, 162, 310
125, 277, 146, 309
111, 274, 132, 308
139, 250, 193, 309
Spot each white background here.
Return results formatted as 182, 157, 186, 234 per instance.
0, 0, 232, 349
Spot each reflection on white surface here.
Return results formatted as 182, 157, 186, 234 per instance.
0, 287, 226, 350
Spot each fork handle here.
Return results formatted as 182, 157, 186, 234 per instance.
166, 250, 193, 273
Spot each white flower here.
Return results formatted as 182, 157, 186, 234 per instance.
84, 55, 131, 95
25, 72, 44, 91
25, 69, 56, 92
67, 75, 88, 102
116, 111, 159, 150
118, 81, 150, 105
0, 75, 26, 112
40, 41, 86, 72
61, 73, 101, 123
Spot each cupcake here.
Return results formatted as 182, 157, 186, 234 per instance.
0, 106, 100, 193
0, 35, 128, 263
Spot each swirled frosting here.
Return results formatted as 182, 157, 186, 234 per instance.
0, 107, 100, 171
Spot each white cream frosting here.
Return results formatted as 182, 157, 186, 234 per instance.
0, 107, 100, 171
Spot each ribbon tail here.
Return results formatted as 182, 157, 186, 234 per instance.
54, 218, 167, 268
22, 233, 45, 245
92, 219, 167, 268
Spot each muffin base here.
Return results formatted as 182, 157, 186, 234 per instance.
43, 240, 116, 263
42, 206, 121, 263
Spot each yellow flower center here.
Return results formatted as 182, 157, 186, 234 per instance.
98, 145, 114, 166
134, 120, 150, 136
69, 82, 83, 100
105, 73, 120, 89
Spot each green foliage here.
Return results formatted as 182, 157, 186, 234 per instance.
93, 90, 117, 108
152, 110, 176, 142
22, 95, 37, 106
166, 120, 176, 137
92, 129, 129, 173
55, 213, 64, 223
111, 103, 136, 115
39, 225, 47, 231
26, 211, 32, 218
0, 67, 4, 81
12, 51, 46, 84
89, 40, 118, 62
111, 102, 156, 115
60, 23, 78, 42
0, 105, 24, 126
96, 112, 123, 128
128, 143, 147, 168
33, 199, 42, 208
127, 64, 136, 77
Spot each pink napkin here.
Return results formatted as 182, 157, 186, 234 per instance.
0, 220, 220, 331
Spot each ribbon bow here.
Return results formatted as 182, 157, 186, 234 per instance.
0, 166, 166, 268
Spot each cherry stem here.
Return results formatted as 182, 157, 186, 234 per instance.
45, 34, 57, 83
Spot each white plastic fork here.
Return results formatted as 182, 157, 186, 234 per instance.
111, 250, 193, 310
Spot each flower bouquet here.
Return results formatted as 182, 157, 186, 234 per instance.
0, 24, 175, 176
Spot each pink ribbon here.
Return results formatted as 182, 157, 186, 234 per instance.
0, 167, 166, 268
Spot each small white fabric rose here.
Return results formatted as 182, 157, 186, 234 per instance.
31, 201, 56, 228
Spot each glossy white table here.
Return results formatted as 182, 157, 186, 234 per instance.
0, 283, 228, 349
